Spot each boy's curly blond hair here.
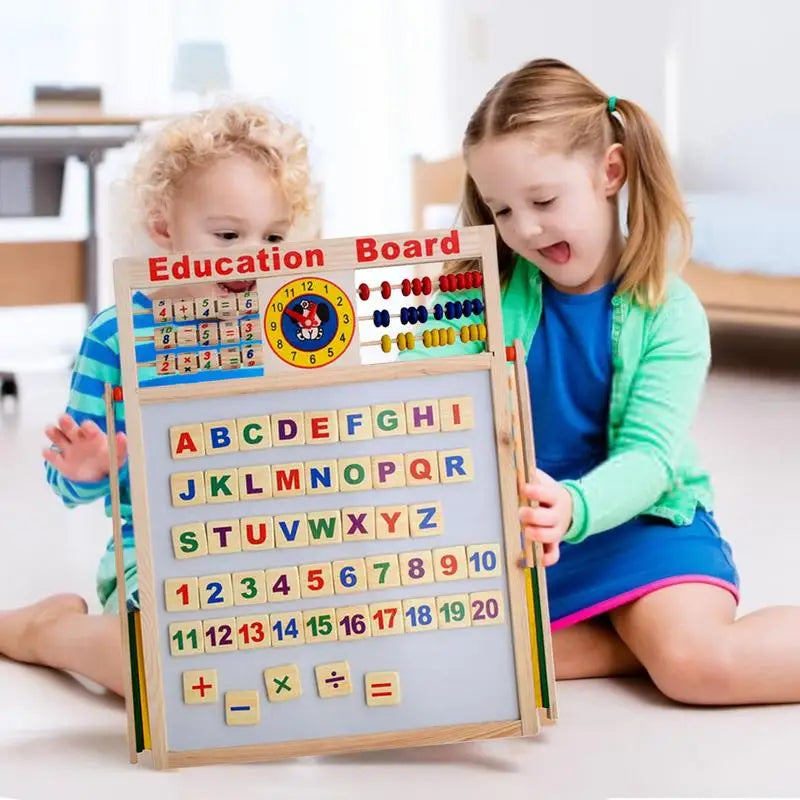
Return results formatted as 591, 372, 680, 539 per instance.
132, 103, 313, 228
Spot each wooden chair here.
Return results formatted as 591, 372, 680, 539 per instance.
411, 154, 465, 230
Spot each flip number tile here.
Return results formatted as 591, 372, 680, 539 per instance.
368, 601, 405, 636
270, 611, 305, 647
469, 590, 505, 626
466, 544, 502, 578
235, 615, 271, 650
169, 621, 204, 656
402, 597, 438, 632
204, 618, 238, 653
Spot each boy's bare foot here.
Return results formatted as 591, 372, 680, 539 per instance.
0, 594, 88, 665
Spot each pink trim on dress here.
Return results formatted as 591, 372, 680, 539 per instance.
550, 575, 740, 631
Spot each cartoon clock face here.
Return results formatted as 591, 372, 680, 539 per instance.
264, 277, 355, 368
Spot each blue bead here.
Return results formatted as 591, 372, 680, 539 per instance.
373, 310, 382, 328
381, 309, 391, 327
408, 307, 418, 324
400, 307, 408, 325
473, 298, 484, 314
434, 304, 443, 320
453, 303, 462, 319
418, 306, 428, 323
445, 301, 454, 320
462, 299, 473, 316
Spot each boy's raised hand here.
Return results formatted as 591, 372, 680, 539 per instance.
519, 469, 573, 566
43, 414, 127, 483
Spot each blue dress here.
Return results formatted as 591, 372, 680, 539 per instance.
527, 280, 739, 629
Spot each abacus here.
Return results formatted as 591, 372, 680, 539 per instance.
108, 225, 556, 769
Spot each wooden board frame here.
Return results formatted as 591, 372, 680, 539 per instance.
112, 225, 554, 768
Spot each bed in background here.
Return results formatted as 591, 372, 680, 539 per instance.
412, 155, 800, 328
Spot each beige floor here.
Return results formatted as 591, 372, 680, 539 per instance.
0, 322, 798, 799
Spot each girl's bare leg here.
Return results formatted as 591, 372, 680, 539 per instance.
0, 594, 124, 696
552, 616, 644, 679
610, 583, 800, 705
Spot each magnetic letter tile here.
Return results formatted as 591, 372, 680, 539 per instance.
371, 454, 406, 489
238, 465, 272, 500
199, 574, 233, 609
372, 403, 407, 437
264, 664, 302, 702
368, 601, 405, 636
376, 505, 410, 539
203, 617, 238, 653
225, 690, 259, 725
439, 448, 473, 484
182, 669, 218, 704
206, 519, 242, 554
169, 621, 204, 656
205, 468, 239, 503
274, 513, 309, 548
203, 419, 238, 455
164, 577, 199, 612
338, 407, 373, 442
406, 399, 440, 434
307, 509, 342, 545
241, 516, 274, 551
169, 424, 204, 459
272, 462, 305, 498
409, 502, 443, 537
271, 412, 305, 447
433, 546, 469, 582
338, 456, 373, 492
439, 396, 474, 431
404, 451, 440, 486
306, 459, 339, 495
171, 522, 208, 559
304, 410, 338, 443
342, 506, 376, 541
236, 415, 271, 450
235, 614, 271, 650
365, 671, 401, 707
436, 594, 471, 629
315, 661, 352, 698
170, 471, 205, 507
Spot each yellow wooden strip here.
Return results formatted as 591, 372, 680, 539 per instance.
524, 567, 543, 707
134, 613, 152, 750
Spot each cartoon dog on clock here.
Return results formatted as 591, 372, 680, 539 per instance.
284, 298, 330, 341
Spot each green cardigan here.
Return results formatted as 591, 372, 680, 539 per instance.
403, 255, 714, 543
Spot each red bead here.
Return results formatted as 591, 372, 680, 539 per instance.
411, 277, 421, 296
439, 274, 448, 290
422, 276, 432, 295
464, 272, 474, 289
505, 345, 516, 362
447, 274, 456, 292
401, 278, 411, 296
473, 271, 483, 287
358, 283, 370, 301
113, 386, 124, 402
455, 273, 465, 290
381, 280, 391, 299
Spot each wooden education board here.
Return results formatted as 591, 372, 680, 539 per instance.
110, 224, 557, 768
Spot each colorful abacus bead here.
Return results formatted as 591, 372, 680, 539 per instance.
434, 303, 444, 320
373, 309, 391, 328
458, 323, 487, 343
472, 298, 484, 314
358, 282, 370, 300
401, 278, 412, 296
380, 280, 392, 299
397, 331, 416, 351
380, 334, 392, 353
411, 278, 421, 295
418, 306, 428, 322
422, 276, 432, 295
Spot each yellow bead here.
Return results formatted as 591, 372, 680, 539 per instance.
468, 324, 477, 341
460, 325, 470, 343
406, 332, 416, 350
447, 327, 456, 345
423, 330, 432, 348
438, 328, 447, 346
397, 333, 407, 351
478, 323, 487, 340
381, 334, 392, 353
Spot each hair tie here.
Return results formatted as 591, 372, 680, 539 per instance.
607, 96, 617, 113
